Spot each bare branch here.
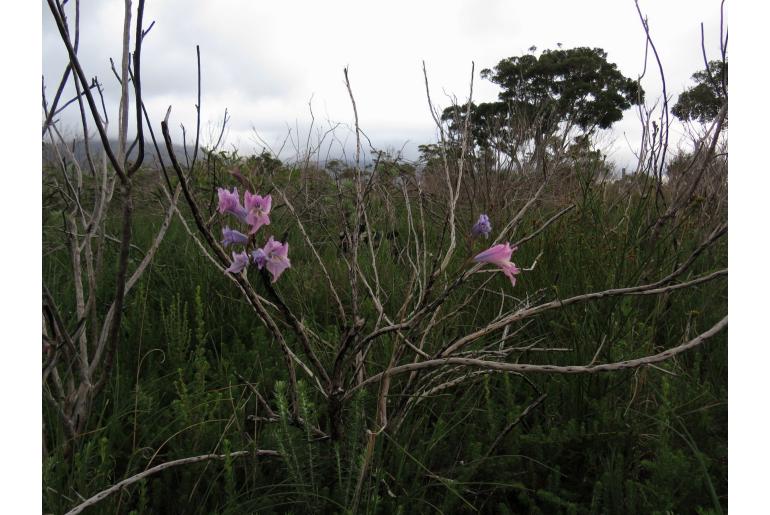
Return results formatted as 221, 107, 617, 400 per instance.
350, 315, 726, 395
64, 450, 280, 515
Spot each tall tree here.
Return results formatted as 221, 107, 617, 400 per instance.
442, 47, 643, 168
672, 60, 727, 124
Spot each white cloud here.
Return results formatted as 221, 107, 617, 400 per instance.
42, 0, 725, 167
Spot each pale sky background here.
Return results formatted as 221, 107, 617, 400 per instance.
42, 0, 726, 171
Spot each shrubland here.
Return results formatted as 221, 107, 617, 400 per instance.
42, 1, 727, 513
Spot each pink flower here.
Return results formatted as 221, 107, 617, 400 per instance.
225, 251, 250, 274
255, 236, 290, 283
217, 187, 248, 222
474, 243, 521, 287
244, 192, 272, 235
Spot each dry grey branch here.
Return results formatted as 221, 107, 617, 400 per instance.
64, 450, 280, 515
350, 315, 726, 395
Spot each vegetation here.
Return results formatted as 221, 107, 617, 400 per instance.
672, 60, 728, 125
43, 150, 727, 514
42, 1, 727, 513
440, 47, 642, 173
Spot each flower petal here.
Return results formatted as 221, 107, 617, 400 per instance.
472, 213, 492, 238
222, 227, 249, 247
474, 243, 512, 264
266, 255, 291, 283
225, 251, 250, 274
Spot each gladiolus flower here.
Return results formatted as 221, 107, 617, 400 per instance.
244, 192, 272, 235
225, 251, 250, 274
251, 248, 267, 268
474, 242, 521, 287
472, 214, 492, 238
217, 187, 248, 222
221, 227, 249, 248
255, 236, 290, 283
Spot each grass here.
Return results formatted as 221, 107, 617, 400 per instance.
43, 155, 727, 514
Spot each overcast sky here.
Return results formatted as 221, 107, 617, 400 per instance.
42, 0, 726, 170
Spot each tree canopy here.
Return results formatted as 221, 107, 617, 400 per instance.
672, 59, 727, 124
441, 47, 643, 164
481, 47, 642, 132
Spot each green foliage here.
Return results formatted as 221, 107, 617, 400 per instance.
223, 438, 236, 501
482, 47, 642, 129
672, 60, 727, 124
161, 293, 191, 365
442, 47, 643, 155
43, 149, 726, 513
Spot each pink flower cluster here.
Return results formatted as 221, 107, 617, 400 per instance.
217, 187, 291, 283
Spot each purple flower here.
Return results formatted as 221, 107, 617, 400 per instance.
221, 227, 249, 248
474, 243, 521, 287
472, 214, 492, 238
217, 187, 248, 222
251, 248, 267, 268
244, 192, 272, 235
255, 236, 291, 283
225, 250, 250, 274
